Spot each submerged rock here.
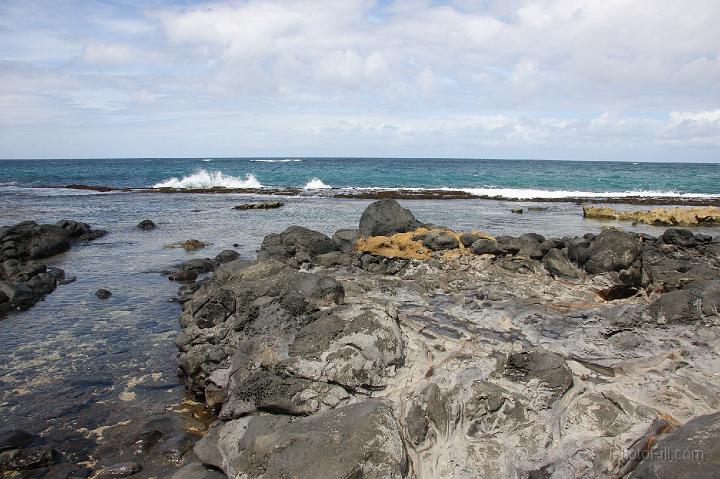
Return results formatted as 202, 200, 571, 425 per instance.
95, 289, 112, 299
233, 201, 284, 210
165, 239, 207, 251
136, 219, 156, 230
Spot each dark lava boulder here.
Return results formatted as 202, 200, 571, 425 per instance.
258, 226, 336, 264
641, 244, 720, 291
471, 239, 503, 255
495, 235, 543, 258
411, 231, 459, 251
630, 411, 720, 479
194, 401, 407, 479
331, 228, 360, 252
168, 270, 198, 283
1, 220, 108, 316
215, 249, 240, 264
661, 228, 697, 248
55, 219, 107, 242
583, 229, 642, 274
179, 258, 216, 273
359, 199, 422, 237
543, 248, 580, 279
0, 430, 38, 451
459, 232, 481, 247
649, 280, 720, 324
177, 259, 348, 400
1, 221, 71, 261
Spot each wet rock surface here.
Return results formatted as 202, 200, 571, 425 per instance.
233, 201, 284, 210
0, 220, 106, 318
172, 200, 720, 478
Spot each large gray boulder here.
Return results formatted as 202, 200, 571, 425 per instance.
176, 259, 345, 400
583, 229, 642, 274
471, 238, 503, 255
641, 244, 720, 291
195, 401, 408, 479
258, 226, 336, 263
495, 235, 544, 258
661, 228, 697, 248
359, 199, 422, 237
630, 411, 720, 478
649, 280, 720, 324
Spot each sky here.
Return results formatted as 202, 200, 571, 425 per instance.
0, 0, 719, 161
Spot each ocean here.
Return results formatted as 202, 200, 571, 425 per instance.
1, 157, 720, 199
1, 157, 718, 463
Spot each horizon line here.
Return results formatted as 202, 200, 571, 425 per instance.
1, 156, 719, 165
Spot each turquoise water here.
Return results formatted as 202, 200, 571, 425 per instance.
1, 157, 719, 198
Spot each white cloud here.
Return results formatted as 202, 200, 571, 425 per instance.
0, 0, 719, 159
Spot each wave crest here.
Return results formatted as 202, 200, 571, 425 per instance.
303, 178, 332, 190
152, 169, 263, 189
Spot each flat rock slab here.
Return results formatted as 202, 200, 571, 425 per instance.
196, 401, 407, 479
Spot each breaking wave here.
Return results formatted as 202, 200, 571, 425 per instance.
303, 178, 332, 190
152, 169, 263, 189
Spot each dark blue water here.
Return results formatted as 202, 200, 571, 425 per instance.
1, 157, 719, 198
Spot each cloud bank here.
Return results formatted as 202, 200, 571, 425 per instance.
0, 0, 718, 160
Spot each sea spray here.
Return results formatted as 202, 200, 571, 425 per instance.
303, 178, 332, 189
152, 169, 263, 189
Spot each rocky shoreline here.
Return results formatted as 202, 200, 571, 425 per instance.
43, 184, 720, 206
2, 199, 720, 478
171, 199, 719, 478
0, 220, 106, 318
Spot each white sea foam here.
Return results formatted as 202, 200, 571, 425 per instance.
303, 177, 332, 190
152, 169, 263, 189
448, 187, 720, 199
339, 186, 719, 200
250, 159, 302, 163
202, 159, 213, 162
